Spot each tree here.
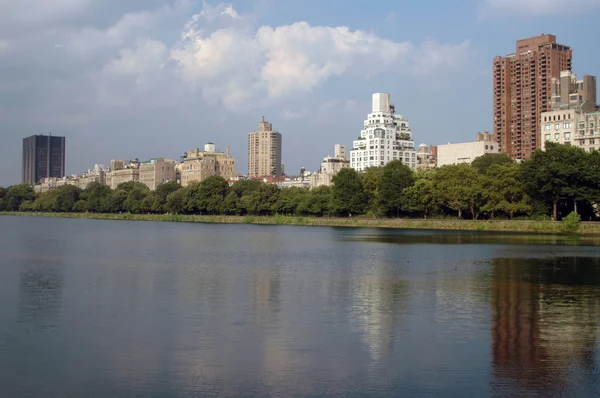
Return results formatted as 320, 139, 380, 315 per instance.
5, 183, 35, 211
165, 189, 185, 214
378, 160, 415, 217
197, 176, 230, 214
123, 185, 149, 214
331, 168, 366, 216
272, 187, 309, 215
154, 181, 181, 212
481, 163, 531, 218
251, 183, 280, 215
304, 186, 332, 216
362, 167, 383, 215
85, 182, 112, 213
0, 186, 7, 211
521, 143, 583, 220
471, 153, 513, 174
402, 169, 439, 218
230, 179, 263, 197
53, 185, 82, 212
223, 191, 239, 215
433, 164, 485, 219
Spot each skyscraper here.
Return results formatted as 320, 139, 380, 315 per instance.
350, 93, 416, 172
493, 34, 572, 159
248, 117, 282, 177
22, 134, 66, 184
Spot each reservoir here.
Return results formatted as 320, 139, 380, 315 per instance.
0, 216, 599, 397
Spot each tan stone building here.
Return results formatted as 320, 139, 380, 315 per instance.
310, 144, 350, 188
248, 117, 282, 177
107, 160, 140, 189
178, 143, 236, 187
493, 34, 572, 160
139, 158, 177, 190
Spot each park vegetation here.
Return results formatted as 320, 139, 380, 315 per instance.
1, 143, 599, 222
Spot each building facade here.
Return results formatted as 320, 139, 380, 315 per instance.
107, 160, 140, 189
416, 143, 437, 169
22, 134, 66, 184
248, 117, 282, 177
179, 143, 236, 187
541, 71, 599, 152
436, 132, 499, 167
493, 34, 572, 160
350, 93, 416, 172
139, 158, 177, 190
310, 144, 350, 188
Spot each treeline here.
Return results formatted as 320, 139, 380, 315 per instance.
1, 143, 599, 220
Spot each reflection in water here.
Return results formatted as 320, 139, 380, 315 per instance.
491, 257, 600, 396
18, 242, 65, 332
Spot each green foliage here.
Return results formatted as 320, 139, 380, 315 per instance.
471, 153, 513, 174
481, 163, 531, 219
197, 176, 230, 214
562, 211, 581, 232
378, 160, 415, 217
5, 183, 35, 211
331, 168, 366, 216
362, 167, 384, 215
0, 187, 6, 211
432, 164, 484, 219
402, 169, 439, 218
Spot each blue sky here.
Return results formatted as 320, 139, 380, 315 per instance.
1, 0, 600, 186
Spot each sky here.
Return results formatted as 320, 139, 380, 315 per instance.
2, 0, 600, 186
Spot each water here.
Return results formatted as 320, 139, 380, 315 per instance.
0, 216, 599, 397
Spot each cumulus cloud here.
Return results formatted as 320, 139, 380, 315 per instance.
0, 0, 473, 184
482, 0, 600, 15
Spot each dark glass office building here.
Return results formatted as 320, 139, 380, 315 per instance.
22, 135, 66, 184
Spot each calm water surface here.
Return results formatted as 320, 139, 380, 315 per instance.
0, 216, 599, 397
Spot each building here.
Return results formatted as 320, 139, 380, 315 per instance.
416, 143, 437, 169
34, 164, 108, 193
436, 132, 499, 167
178, 143, 236, 187
541, 71, 599, 152
310, 144, 350, 188
107, 160, 140, 189
138, 158, 177, 190
493, 34, 572, 160
550, 71, 596, 112
350, 93, 416, 172
22, 134, 66, 184
248, 117, 282, 177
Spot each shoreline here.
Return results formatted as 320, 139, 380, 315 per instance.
1, 212, 598, 234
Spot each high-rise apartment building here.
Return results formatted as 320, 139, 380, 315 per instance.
350, 93, 416, 172
248, 117, 282, 177
493, 34, 572, 159
22, 134, 66, 184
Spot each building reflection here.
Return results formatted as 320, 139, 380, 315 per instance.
490, 257, 600, 395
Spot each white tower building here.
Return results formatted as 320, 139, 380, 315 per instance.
350, 93, 416, 172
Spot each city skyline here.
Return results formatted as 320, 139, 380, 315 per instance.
2, 1, 600, 186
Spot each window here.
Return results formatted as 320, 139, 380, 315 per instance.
544, 125, 551, 131
545, 134, 551, 141
555, 133, 560, 140
555, 124, 560, 130
564, 132, 571, 139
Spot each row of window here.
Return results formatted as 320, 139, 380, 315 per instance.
544, 123, 572, 131
543, 114, 572, 122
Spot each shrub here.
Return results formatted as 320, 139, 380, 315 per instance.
562, 211, 581, 232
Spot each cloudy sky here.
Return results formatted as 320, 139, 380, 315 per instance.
1, 0, 600, 186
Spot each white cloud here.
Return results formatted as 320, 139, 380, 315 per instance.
164, 4, 471, 110
482, 0, 600, 15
